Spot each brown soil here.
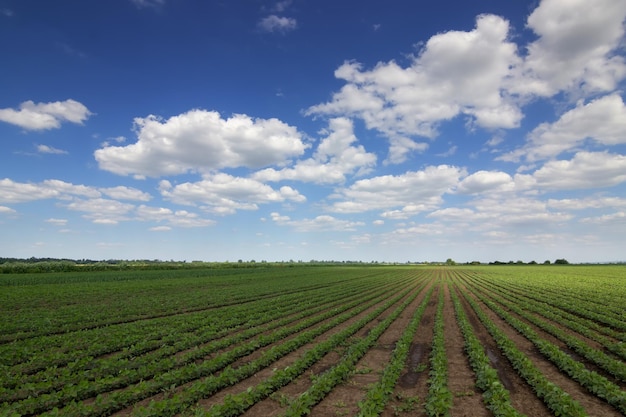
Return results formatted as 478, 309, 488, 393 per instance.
308, 283, 435, 417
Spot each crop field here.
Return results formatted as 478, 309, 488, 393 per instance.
0, 264, 625, 417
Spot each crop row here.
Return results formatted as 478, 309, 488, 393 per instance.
6, 274, 421, 416
474, 270, 625, 333
279, 280, 430, 417
355, 282, 435, 416
133, 276, 428, 416
449, 282, 524, 417
1, 273, 391, 397
424, 285, 453, 417
452, 275, 588, 417
0, 267, 377, 341
467, 275, 626, 381
462, 280, 626, 415
1, 276, 398, 410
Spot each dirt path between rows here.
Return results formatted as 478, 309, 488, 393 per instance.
440, 281, 490, 417
307, 281, 436, 417
453, 280, 552, 417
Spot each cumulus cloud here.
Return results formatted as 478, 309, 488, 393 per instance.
95, 110, 307, 178
0, 178, 150, 204
258, 15, 297, 33
0, 99, 92, 131
433, 196, 575, 233
270, 212, 364, 232
0, 178, 99, 204
501, 94, 626, 162
0, 206, 16, 214
547, 197, 626, 211
65, 198, 135, 225
307, 14, 521, 147
532, 151, 626, 190
512, 0, 626, 97
253, 118, 376, 184
136, 205, 215, 228
580, 211, 626, 225
328, 165, 465, 214
159, 173, 306, 215
456, 170, 515, 194
100, 186, 152, 201
45, 218, 68, 226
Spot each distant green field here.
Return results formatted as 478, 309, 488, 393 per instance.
1, 265, 624, 416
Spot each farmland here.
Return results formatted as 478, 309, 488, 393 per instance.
0, 265, 624, 416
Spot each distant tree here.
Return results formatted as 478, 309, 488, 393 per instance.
529, 260, 537, 265
543, 260, 551, 265
445, 258, 456, 266
554, 258, 569, 265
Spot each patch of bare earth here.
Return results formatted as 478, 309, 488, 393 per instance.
461, 285, 622, 417
380, 286, 438, 417
440, 282, 490, 417
307, 283, 435, 417
454, 282, 552, 417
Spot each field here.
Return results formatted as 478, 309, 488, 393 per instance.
0, 265, 625, 417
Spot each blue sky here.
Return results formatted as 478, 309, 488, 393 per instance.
1, 0, 626, 263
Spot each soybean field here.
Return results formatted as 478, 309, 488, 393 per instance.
1, 265, 625, 416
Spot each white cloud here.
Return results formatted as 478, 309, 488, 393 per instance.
149, 226, 172, 232
37, 144, 68, 155
136, 205, 214, 227
45, 218, 68, 226
271, 212, 364, 232
423, 196, 574, 238
386, 137, 428, 165
547, 197, 626, 211
253, 118, 376, 184
65, 198, 135, 225
456, 170, 515, 194
307, 14, 521, 147
0, 99, 92, 131
258, 15, 297, 33
95, 110, 307, 178
159, 173, 306, 215
100, 186, 152, 201
581, 211, 626, 225
328, 165, 464, 214
512, 0, 626, 97
0, 206, 16, 214
501, 94, 626, 162
532, 151, 626, 190
0, 178, 100, 204
428, 207, 482, 222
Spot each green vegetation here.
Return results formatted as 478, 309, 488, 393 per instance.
0, 264, 624, 416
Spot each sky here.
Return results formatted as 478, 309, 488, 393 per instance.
1, 0, 626, 263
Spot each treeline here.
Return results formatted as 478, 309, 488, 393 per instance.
487, 259, 570, 265
0, 258, 379, 274
0, 258, 254, 274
